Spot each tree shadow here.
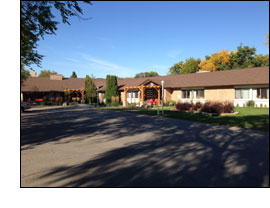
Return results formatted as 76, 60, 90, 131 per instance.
21, 107, 269, 187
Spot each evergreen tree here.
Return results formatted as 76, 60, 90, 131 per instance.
85, 75, 96, 103
71, 71, 77, 78
105, 75, 119, 103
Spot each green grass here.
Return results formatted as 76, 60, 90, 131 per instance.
98, 106, 269, 131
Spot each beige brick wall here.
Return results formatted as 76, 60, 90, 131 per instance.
120, 91, 126, 103
171, 90, 182, 103
164, 89, 172, 102
204, 88, 234, 102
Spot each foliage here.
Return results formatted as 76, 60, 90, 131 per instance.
252, 54, 269, 67
21, 1, 92, 76
201, 101, 224, 114
246, 100, 255, 107
40, 100, 52, 105
265, 33, 269, 48
170, 43, 268, 75
85, 75, 96, 103
168, 101, 176, 106
168, 61, 183, 75
200, 101, 234, 114
192, 102, 203, 111
175, 102, 193, 111
198, 60, 216, 72
105, 75, 119, 103
71, 71, 77, 78
38, 70, 58, 77
21, 66, 30, 82
135, 71, 159, 78
180, 58, 201, 74
223, 102, 234, 113
198, 49, 231, 71
229, 44, 257, 69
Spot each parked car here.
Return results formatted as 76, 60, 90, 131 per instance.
21, 101, 31, 112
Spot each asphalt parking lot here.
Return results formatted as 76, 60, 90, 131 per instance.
21, 106, 269, 187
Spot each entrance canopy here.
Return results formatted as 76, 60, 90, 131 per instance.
123, 79, 161, 106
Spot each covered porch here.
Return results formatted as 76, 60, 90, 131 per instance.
64, 89, 85, 103
123, 83, 161, 107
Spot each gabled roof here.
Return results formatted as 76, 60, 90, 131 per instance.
21, 67, 269, 92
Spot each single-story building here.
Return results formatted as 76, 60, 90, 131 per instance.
21, 66, 269, 107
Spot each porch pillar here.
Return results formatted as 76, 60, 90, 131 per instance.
68, 89, 70, 101
141, 86, 145, 102
81, 90, 85, 101
158, 87, 161, 106
124, 87, 127, 107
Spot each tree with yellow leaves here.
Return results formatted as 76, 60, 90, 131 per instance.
198, 49, 232, 71
198, 60, 216, 71
265, 33, 269, 48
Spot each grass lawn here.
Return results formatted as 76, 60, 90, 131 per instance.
98, 106, 269, 131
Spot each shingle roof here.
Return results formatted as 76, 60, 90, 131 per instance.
21, 67, 269, 92
21, 77, 105, 92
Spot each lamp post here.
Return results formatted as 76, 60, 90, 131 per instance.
161, 80, 164, 114
96, 87, 99, 106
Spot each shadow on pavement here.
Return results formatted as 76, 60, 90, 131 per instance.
21, 107, 269, 187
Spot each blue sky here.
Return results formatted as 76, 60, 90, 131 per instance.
30, 1, 269, 78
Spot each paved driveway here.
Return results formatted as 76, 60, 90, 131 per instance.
21, 106, 269, 187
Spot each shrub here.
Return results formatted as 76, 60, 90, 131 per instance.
99, 102, 106, 107
111, 102, 119, 107
192, 102, 202, 111
40, 100, 52, 105
246, 100, 255, 107
55, 97, 63, 105
223, 101, 234, 113
175, 102, 193, 111
128, 103, 136, 108
201, 101, 223, 114
169, 101, 176, 106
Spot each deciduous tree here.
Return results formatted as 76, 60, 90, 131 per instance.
135, 71, 159, 78
38, 70, 58, 77
21, 1, 92, 81
180, 58, 201, 74
168, 61, 183, 75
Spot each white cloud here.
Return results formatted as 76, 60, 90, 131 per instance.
80, 53, 137, 77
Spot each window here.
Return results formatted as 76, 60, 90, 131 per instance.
235, 89, 249, 99
256, 88, 269, 99
128, 91, 138, 98
182, 90, 190, 99
196, 90, 204, 99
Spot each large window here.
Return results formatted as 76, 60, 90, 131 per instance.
256, 88, 269, 99
195, 89, 204, 99
235, 89, 249, 99
128, 91, 138, 98
182, 90, 190, 99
